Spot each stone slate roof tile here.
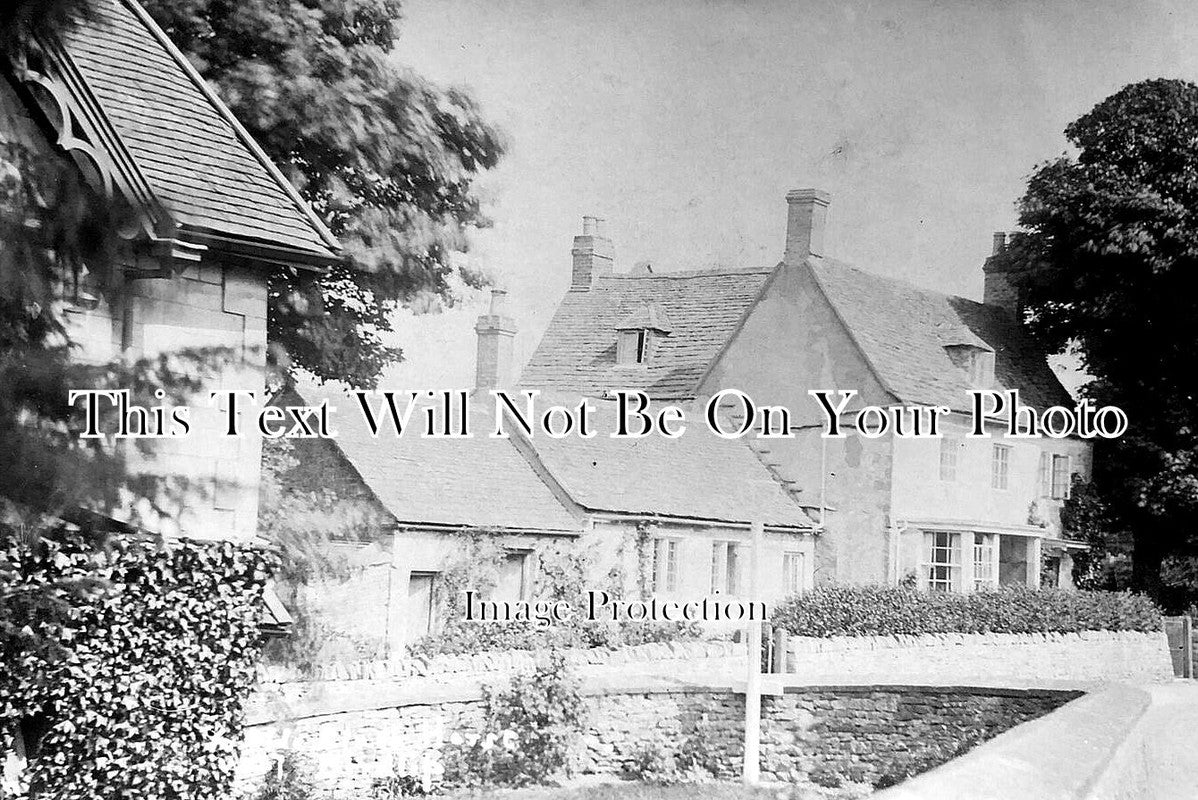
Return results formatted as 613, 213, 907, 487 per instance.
293, 387, 582, 533
59, 0, 338, 258
522, 396, 815, 529
808, 258, 1073, 412
520, 268, 773, 400
286, 387, 813, 531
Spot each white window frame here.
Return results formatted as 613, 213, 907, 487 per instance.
972, 533, 998, 591
710, 540, 742, 596
939, 437, 957, 482
991, 444, 1011, 490
1050, 454, 1072, 500
782, 551, 807, 595
652, 537, 680, 594
921, 531, 961, 593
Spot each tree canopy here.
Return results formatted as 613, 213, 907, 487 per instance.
1004, 78, 1198, 605
141, 0, 505, 388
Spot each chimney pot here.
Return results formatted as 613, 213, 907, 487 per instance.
475, 288, 517, 390
784, 188, 832, 263
991, 231, 1007, 255
488, 287, 508, 315
571, 215, 614, 291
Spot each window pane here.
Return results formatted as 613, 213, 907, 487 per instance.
666, 540, 678, 592
726, 544, 740, 595
991, 445, 1010, 490
709, 543, 718, 594
939, 438, 957, 481
1051, 455, 1070, 499
922, 531, 961, 592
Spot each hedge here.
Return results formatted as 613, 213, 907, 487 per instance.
771, 585, 1161, 638
1, 526, 274, 800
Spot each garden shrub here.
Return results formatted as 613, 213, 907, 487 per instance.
772, 584, 1161, 638
441, 653, 585, 788
248, 750, 319, 800
624, 714, 728, 785
0, 526, 274, 800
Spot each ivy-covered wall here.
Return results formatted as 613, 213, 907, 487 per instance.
0, 529, 274, 800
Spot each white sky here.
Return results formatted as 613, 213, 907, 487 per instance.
377, 0, 1198, 390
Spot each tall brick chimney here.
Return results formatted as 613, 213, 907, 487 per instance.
784, 188, 831, 264
983, 231, 1022, 313
474, 288, 517, 390
570, 215, 614, 290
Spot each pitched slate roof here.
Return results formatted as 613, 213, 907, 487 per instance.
520, 396, 814, 529
290, 387, 582, 533
808, 258, 1073, 412
53, 0, 338, 261
520, 268, 773, 400
275, 387, 813, 532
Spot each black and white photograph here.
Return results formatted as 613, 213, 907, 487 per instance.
1, 1, 1197, 798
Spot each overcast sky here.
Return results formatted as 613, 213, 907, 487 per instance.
377, 0, 1198, 390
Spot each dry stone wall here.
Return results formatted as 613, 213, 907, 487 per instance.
237, 682, 1076, 797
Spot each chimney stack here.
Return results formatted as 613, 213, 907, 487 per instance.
784, 189, 831, 264
474, 288, 517, 390
983, 231, 1022, 313
570, 215, 614, 290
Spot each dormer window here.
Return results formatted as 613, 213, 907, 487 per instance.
944, 343, 995, 388
615, 303, 672, 366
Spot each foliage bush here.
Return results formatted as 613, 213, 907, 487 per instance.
441, 654, 585, 788
623, 715, 728, 785
771, 585, 1161, 638
0, 526, 274, 800
248, 750, 319, 800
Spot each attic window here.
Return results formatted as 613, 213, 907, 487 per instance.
617, 329, 652, 365
943, 343, 995, 388
615, 303, 673, 367
968, 350, 996, 387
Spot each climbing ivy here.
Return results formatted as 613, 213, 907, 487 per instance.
0, 525, 274, 799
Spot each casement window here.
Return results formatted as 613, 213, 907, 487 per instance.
782, 551, 807, 595
1038, 451, 1051, 497
652, 538, 680, 593
939, 437, 958, 482
616, 329, 652, 365
972, 533, 998, 591
922, 531, 961, 592
991, 445, 1011, 490
1051, 454, 1072, 500
406, 572, 438, 642
710, 541, 743, 595
496, 551, 531, 601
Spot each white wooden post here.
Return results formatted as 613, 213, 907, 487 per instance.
743, 519, 764, 784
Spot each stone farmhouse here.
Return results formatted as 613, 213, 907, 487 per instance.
266, 188, 1092, 655
1, 0, 340, 541
522, 190, 1091, 594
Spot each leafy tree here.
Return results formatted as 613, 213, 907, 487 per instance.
141, 0, 505, 388
1002, 79, 1198, 604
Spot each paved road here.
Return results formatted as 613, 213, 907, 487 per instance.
1097, 682, 1198, 800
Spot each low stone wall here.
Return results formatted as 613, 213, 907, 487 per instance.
257, 639, 745, 683
236, 681, 1077, 798
782, 630, 1174, 684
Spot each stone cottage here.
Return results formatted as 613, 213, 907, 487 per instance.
1, 0, 340, 540
263, 369, 816, 654
522, 190, 1090, 592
